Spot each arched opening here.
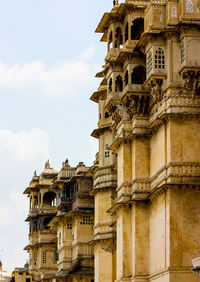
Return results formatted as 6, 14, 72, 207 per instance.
43, 191, 56, 207
108, 78, 113, 94
30, 197, 32, 209
115, 75, 123, 92
34, 195, 38, 209
125, 70, 129, 86
105, 112, 109, 118
125, 23, 129, 42
131, 66, 146, 84
131, 18, 144, 40
108, 31, 113, 50
115, 27, 123, 48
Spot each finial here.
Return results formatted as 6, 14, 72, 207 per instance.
113, 0, 119, 6
45, 159, 50, 169
34, 170, 37, 176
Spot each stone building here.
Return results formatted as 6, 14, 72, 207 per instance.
12, 263, 31, 282
24, 161, 58, 282
49, 160, 94, 282
90, 0, 200, 281
24, 160, 94, 282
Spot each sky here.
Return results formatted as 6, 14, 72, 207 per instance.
0, 0, 117, 273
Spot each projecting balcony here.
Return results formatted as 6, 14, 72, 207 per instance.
123, 39, 138, 52
122, 83, 146, 98
97, 116, 112, 128
38, 230, 57, 243
56, 196, 72, 212
105, 91, 124, 108
29, 232, 38, 245
105, 48, 120, 63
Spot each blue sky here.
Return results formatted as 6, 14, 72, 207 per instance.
0, 0, 116, 273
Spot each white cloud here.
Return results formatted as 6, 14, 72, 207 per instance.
0, 128, 50, 161
0, 47, 98, 97
0, 203, 13, 224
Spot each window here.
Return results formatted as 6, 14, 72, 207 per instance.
185, 0, 194, 13
19, 273, 23, 276
54, 250, 58, 264
125, 70, 129, 86
80, 215, 93, 225
67, 221, 72, 229
104, 112, 109, 118
131, 65, 146, 84
59, 232, 61, 244
43, 251, 47, 264
108, 78, 112, 94
33, 253, 37, 265
147, 51, 153, 75
131, 18, 144, 40
171, 5, 177, 18
125, 23, 129, 42
115, 75, 123, 92
105, 151, 110, 158
155, 48, 165, 70
26, 279, 30, 282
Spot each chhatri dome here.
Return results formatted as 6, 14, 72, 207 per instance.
0, 261, 11, 282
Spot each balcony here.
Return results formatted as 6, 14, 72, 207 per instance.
105, 91, 124, 108
105, 48, 121, 63
97, 116, 112, 128
122, 84, 146, 98
38, 230, 57, 243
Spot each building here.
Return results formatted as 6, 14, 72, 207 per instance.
24, 160, 94, 282
90, 0, 200, 281
49, 160, 94, 282
0, 261, 11, 282
12, 263, 31, 282
24, 161, 58, 282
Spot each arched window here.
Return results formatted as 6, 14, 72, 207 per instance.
131, 66, 146, 84
125, 23, 129, 42
125, 70, 129, 86
131, 18, 144, 40
34, 195, 38, 209
185, 0, 194, 13
155, 48, 165, 70
115, 75, 123, 92
108, 31, 113, 50
115, 27, 123, 48
108, 78, 113, 94
43, 191, 56, 207
105, 112, 109, 118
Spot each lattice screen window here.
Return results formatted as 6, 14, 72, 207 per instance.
155, 48, 165, 70
33, 253, 37, 265
171, 5, 177, 18
105, 151, 110, 158
80, 215, 93, 225
67, 220, 72, 229
43, 251, 47, 264
147, 51, 153, 75
185, 0, 194, 13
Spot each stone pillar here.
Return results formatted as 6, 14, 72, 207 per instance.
116, 205, 132, 280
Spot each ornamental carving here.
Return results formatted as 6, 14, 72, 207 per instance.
123, 94, 150, 118
149, 78, 163, 102
182, 70, 200, 97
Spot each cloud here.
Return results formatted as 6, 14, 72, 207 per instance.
0, 47, 98, 97
0, 128, 50, 161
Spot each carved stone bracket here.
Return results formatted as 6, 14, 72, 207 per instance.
182, 70, 200, 97
148, 78, 163, 103
123, 94, 150, 119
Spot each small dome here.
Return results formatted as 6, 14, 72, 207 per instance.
40, 160, 58, 179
